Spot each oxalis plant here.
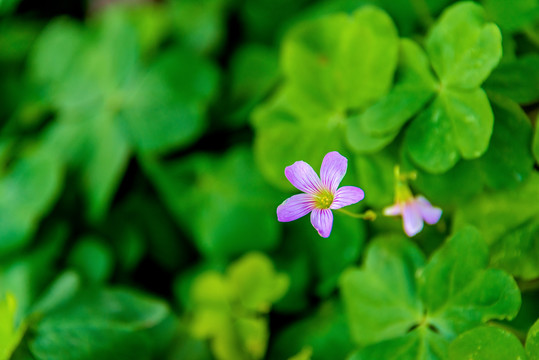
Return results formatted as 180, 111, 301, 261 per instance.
1, 0, 539, 360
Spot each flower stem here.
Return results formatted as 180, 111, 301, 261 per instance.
337, 208, 377, 221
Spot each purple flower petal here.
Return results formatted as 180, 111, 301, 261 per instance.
415, 196, 442, 225
310, 208, 333, 238
285, 161, 323, 194
383, 204, 402, 216
277, 194, 316, 222
320, 151, 348, 192
402, 203, 424, 237
330, 186, 365, 209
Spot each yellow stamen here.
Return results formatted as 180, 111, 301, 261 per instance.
315, 189, 334, 209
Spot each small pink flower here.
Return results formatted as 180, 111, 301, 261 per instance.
383, 195, 442, 237
277, 151, 365, 238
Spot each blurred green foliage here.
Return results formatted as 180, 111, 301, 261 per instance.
0, 0, 539, 359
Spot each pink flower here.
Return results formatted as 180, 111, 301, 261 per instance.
383, 195, 442, 237
277, 151, 365, 238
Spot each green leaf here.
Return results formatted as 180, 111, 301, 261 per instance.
80, 114, 131, 221
405, 87, 494, 172
29, 288, 174, 360
527, 318, 539, 360
346, 114, 399, 154
340, 234, 425, 345
440, 87, 494, 159
360, 39, 437, 136
339, 6, 399, 109
0, 293, 25, 360
31, 271, 81, 316
189, 253, 288, 360
227, 252, 289, 313
448, 326, 527, 360
473, 94, 534, 189
281, 13, 345, 111
340, 227, 521, 360
282, 6, 399, 110
426, 2, 502, 89
483, 0, 539, 33
253, 86, 344, 189
254, 7, 399, 181
93, 8, 140, 88
0, 148, 63, 254
400, 152, 482, 206
490, 219, 539, 280
484, 54, 539, 105
170, 0, 229, 54
348, 328, 447, 360
405, 98, 460, 173
120, 47, 219, 154
41, 113, 130, 222
418, 227, 521, 337
270, 301, 354, 360
453, 172, 539, 244
354, 148, 395, 208
143, 146, 281, 259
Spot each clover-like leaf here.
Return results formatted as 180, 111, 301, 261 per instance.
359, 39, 437, 137
30, 10, 219, 222
252, 86, 345, 190
340, 235, 425, 345
189, 252, 289, 360
426, 1, 502, 89
418, 227, 521, 337
404, 97, 460, 173
119, 47, 219, 154
282, 5, 398, 110
227, 252, 289, 313
398, 2, 502, 173
448, 326, 527, 360
253, 6, 398, 188
340, 227, 521, 360
29, 288, 174, 360
346, 38, 435, 154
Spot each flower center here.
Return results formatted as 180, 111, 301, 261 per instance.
315, 189, 334, 209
